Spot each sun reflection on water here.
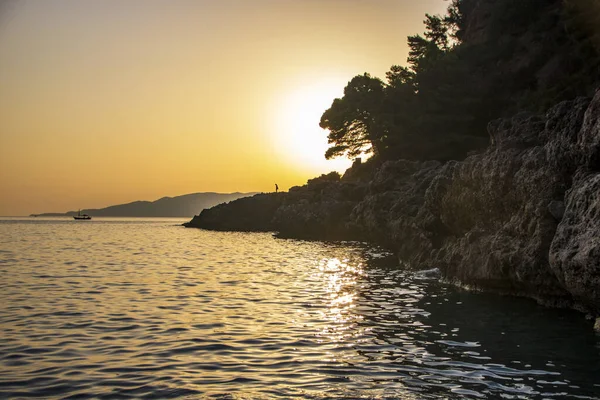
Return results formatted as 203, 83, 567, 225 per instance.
311, 257, 367, 349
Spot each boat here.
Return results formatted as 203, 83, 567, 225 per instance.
73, 210, 92, 220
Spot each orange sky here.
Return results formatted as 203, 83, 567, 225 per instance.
0, 0, 448, 216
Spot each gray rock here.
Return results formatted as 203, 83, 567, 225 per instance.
579, 90, 600, 169
548, 201, 566, 221
550, 170, 600, 310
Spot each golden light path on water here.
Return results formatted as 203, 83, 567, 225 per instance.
317, 258, 362, 343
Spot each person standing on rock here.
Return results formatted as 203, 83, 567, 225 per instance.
275, 183, 279, 193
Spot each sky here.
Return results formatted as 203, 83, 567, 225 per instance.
0, 0, 448, 216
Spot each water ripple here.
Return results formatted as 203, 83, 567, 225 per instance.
0, 217, 599, 399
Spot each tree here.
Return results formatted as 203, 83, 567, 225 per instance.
444, 0, 469, 42
385, 65, 415, 89
424, 14, 450, 51
406, 34, 442, 75
320, 74, 387, 160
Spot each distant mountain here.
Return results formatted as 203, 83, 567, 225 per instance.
33, 192, 258, 218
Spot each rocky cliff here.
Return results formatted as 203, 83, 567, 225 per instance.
186, 89, 600, 314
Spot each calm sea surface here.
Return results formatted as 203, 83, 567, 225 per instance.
0, 217, 599, 399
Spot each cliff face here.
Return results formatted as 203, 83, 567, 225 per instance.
424, 96, 593, 307
185, 89, 600, 313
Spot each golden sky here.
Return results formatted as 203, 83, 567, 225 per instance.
0, 0, 447, 216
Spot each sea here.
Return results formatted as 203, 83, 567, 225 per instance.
0, 217, 599, 399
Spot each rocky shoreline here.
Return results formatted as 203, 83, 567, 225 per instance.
185, 90, 600, 316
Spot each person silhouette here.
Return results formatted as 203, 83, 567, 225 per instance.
275, 183, 279, 193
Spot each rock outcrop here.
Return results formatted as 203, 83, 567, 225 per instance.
550, 169, 600, 310
186, 89, 600, 314
184, 193, 285, 232
272, 172, 364, 240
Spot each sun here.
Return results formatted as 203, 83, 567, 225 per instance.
271, 79, 352, 174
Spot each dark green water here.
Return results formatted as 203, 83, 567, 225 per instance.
0, 217, 599, 399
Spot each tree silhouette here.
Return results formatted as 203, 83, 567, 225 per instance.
320, 74, 387, 160
321, 0, 600, 163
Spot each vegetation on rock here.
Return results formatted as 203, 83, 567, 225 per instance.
320, 0, 600, 162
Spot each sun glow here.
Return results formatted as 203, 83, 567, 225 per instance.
271, 80, 352, 174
